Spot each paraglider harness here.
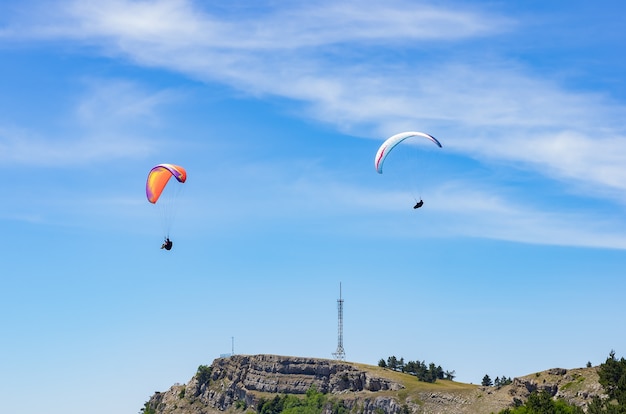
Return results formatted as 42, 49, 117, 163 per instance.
161, 238, 173, 250
413, 199, 424, 209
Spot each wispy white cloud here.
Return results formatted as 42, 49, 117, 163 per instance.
180, 155, 626, 249
75, 78, 180, 125
0, 126, 151, 166
0, 1, 511, 83
0, 79, 178, 166
427, 183, 626, 249
271, 174, 626, 249
460, 130, 626, 197
3, 0, 626, 247
17, 0, 618, 199
27, 0, 508, 47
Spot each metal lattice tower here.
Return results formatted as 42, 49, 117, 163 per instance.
332, 282, 345, 361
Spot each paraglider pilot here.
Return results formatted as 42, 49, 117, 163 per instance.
161, 237, 173, 250
413, 199, 424, 209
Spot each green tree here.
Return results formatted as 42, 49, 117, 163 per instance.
139, 402, 156, 414
331, 399, 349, 414
482, 374, 493, 387
380, 355, 454, 383
495, 376, 512, 388
398, 357, 405, 371
497, 390, 584, 414
280, 395, 306, 414
259, 395, 286, 414
599, 350, 626, 404
585, 397, 607, 414
586, 351, 626, 413
257, 386, 338, 414
434, 365, 444, 380
196, 365, 212, 385
387, 356, 399, 371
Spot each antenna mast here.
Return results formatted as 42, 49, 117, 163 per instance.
332, 282, 345, 361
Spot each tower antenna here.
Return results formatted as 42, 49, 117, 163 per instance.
332, 282, 345, 361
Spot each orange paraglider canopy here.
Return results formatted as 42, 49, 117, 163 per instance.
146, 164, 187, 204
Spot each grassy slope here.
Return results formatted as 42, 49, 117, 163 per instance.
165, 359, 602, 414
244, 361, 488, 413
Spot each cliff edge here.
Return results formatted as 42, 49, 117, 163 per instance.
143, 354, 605, 414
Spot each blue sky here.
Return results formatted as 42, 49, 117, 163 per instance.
1, 0, 626, 412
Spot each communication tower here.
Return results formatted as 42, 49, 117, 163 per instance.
332, 283, 345, 361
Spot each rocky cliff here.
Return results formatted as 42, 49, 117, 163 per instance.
142, 354, 606, 414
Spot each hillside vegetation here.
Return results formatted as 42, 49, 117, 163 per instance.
141, 353, 626, 414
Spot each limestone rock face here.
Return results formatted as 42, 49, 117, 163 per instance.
145, 355, 406, 414
142, 355, 607, 414
208, 354, 403, 394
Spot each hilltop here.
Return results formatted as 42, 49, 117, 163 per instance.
142, 354, 605, 414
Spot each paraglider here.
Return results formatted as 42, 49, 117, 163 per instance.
146, 163, 187, 204
375, 131, 441, 174
146, 163, 187, 250
161, 238, 173, 250
374, 132, 441, 209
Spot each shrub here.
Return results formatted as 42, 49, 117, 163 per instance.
196, 365, 213, 385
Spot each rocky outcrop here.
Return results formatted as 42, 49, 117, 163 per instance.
504, 367, 605, 410
142, 355, 607, 414
144, 355, 406, 414
208, 354, 403, 395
